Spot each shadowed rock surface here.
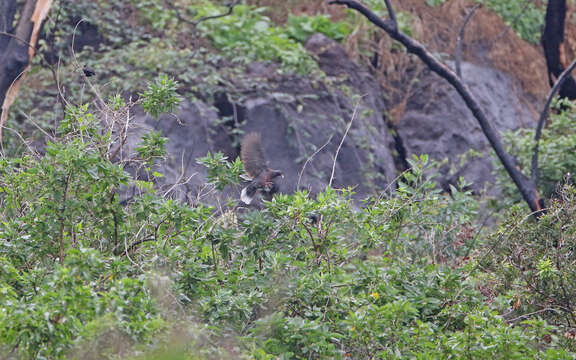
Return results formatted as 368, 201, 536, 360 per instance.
126, 35, 536, 202
397, 62, 536, 193
127, 34, 398, 202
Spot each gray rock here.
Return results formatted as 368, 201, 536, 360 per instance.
124, 101, 225, 203
238, 34, 398, 198
126, 34, 398, 203
125, 37, 535, 204
397, 62, 536, 192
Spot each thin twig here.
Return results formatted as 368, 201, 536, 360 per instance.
506, 308, 561, 323
17, 110, 55, 141
302, 222, 320, 261
47, 59, 70, 114
531, 58, 576, 184
163, 150, 198, 197
0, 125, 39, 157
165, 0, 240, 27
108, 102, 132, 161
0, 31, 35, 49
297, 134, 334, 190
455, 4, 480, 78
329, 99, 362, 188
58, 174, 71, 264
123, 223, 145, 271
71, 19, 107, 110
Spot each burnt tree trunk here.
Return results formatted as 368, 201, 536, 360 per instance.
542, 0, 576, 99
0, 0, 37, 121
0, 0, 53, 137
329, 0, 544, 214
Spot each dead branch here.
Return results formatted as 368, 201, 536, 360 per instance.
0, 0, 53, 140
531, 58, 576, 184
297, 134, 334, 190
328, 0, 542, 213
455, 4, 480, 78
164, 0, 240, 27
383, 0, 397, 28
329, 98, 360, 188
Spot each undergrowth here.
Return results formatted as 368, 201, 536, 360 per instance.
1, 1, 575, 358
496, 99, 576, 206
1, 84, 575, 356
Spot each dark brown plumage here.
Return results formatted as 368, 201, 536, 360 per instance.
240, 132, 283, 204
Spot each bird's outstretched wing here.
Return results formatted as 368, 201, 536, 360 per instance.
241, 132, 267, 179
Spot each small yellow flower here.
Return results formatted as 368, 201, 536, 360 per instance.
371, 292, 379, 300
350, 326, 356, 331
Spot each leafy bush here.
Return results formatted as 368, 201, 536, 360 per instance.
0, 76, 190, 358
140, 74, 181, 120
496, 99, 576, 203
285, 14, 352, 43
0, 250, 164, 359
484, 185, 576, 330
2, 2, 575, 357
478, 0, 545, 44
196, 152, 243, 191
194, 4, 318, 74
1, 114, 574, 358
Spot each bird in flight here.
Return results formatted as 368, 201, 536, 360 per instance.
240, 132, 283, 205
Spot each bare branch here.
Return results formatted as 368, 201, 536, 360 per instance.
329, 0, 542, 212
297, 134, 334, 190
329, 99, 360, 188
1, 0, 54, 137
0, 31, 35, 49
531, 58, 576, 184
505, 307, 561, 324
71, 19, 107, 110
383, 0, 397, 28
541, 0, 576, 99
164, 0, 240, 27
455, 4, 480, 78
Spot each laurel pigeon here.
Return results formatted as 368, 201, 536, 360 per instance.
240, 132, 283, 205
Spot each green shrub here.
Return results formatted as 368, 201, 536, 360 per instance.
0, 76, 195, 358
484, 185, 576, 332
285, 14, 352, 43
496, 99, 576, 204
140, 74, 181, 120
478, 0, 545, 44
194, 4, 318, 74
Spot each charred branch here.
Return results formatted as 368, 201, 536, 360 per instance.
531, 58, 576, 184
0, 0, 50, 128
328, 0, 542, 213
455, 4, 480, 78
164, 0, 240, 28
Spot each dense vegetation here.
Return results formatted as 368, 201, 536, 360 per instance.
1, 0, 575, 359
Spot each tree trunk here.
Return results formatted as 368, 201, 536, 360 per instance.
542, 0, 576, 99
0, 0, 53, 140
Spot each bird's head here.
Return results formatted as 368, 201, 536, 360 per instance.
270, 169, 284, 179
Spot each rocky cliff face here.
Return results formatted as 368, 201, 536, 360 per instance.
397, 62, 536, 193
127, 34, 536, 202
